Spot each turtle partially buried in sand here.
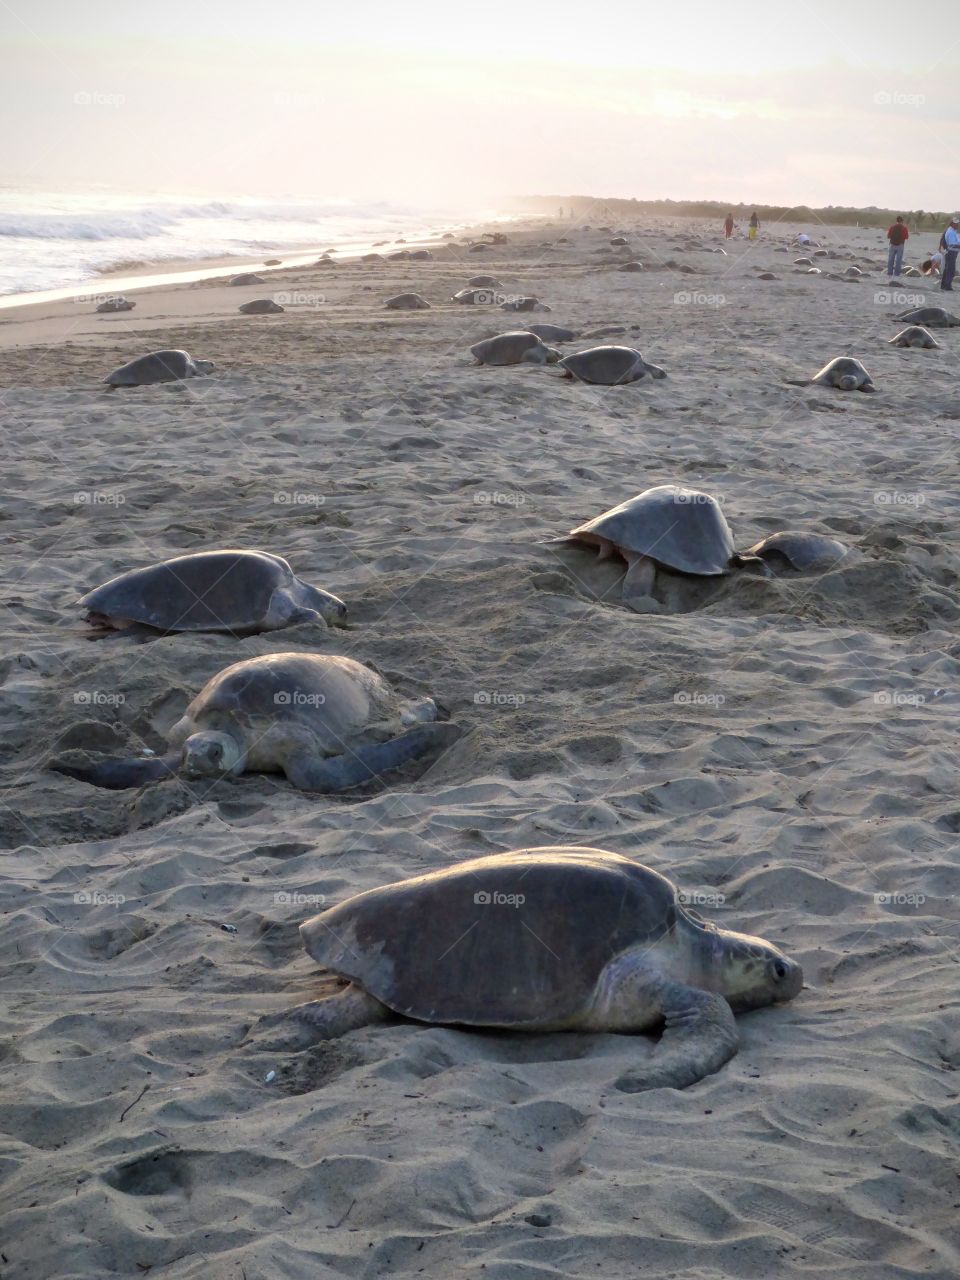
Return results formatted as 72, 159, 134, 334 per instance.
551, 485, 848, 610
54, 653, 459, 792
275, 847, 802, 1093
79, 549, 346, 637
105, 349, 214, 388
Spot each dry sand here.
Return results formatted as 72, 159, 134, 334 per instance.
1, 216, 959, 1279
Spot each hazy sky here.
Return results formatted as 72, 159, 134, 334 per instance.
2, 0, 958, 209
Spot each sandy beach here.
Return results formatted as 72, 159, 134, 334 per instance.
1, 215, 960, 1280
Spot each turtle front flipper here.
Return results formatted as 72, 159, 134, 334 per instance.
51, 750, 181, 789
281, 722, 461, 792
614, 980, 739, 1093
620, 553, 659, 612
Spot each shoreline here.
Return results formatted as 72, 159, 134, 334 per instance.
0, 214, 510, 313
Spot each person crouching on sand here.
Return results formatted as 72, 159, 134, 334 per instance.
921, 251, 943, 277
723, 214, 734, 239
886, 215, 908, 280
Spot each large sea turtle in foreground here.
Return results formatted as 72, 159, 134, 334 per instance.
105, 349, 214, 388
79, 549, 346, 637
552, 487, 851, 608
559, 345, 666, 385
55, 653, 458, 792
281, 847, 803, 1093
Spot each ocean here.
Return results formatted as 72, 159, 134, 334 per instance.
0, 189, 458, 298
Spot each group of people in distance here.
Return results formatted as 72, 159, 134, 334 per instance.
719, 208, 960, 291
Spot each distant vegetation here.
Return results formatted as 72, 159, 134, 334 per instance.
518, 196, 954, 231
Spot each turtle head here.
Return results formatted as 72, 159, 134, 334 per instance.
181, 731, 244, 778
836, 374, 858, 391
305, 585, 348, 626
194, 359, 215, 375
689, 919, 803, 1011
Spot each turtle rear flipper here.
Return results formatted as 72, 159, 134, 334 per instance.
614, 980, 739, 1093
281, 722, 461, 793
52, 751, 180, 789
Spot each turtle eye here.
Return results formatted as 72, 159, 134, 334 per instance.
774, 961, 787, 980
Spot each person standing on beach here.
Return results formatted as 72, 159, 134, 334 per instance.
885, 215, 908, 279
941, 217, 960, 291
723, 214, 735, 239
748, 211, 760, 240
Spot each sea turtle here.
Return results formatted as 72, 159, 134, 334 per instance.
104, 349, 214, 388
362, 253, 385, 263
501, 296, 551, 312
895, 306, 960, 327
467, 275, 502, 288
610, 236, 629, 246
453, 288, 496, 305
281, 847, 802, 1093
793, 257, 814, 267
263, 258, 282, 266
55, 653, 458, 792
746, 531, 851, 573
409, 249, 432, 260
889, 325, 940, 349
96, 296, 135, 313
468, 243, 491, 254
619, 261, 644, 272
385, 293, 430, 310
552, 484, 759, 608
843, 266, 863, 279
388, 250, 410, 261
239, 299, 284, 314
559, 346, 666, 385
524, 323, 578, 342
803, 357, 875, 392
230, 273, 266, 286
78, 549, 346, 637
470, 332, 559, 366
757, 272, 777, 280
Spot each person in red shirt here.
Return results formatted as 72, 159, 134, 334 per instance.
886, 216, 909, 279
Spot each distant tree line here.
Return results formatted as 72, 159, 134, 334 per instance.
519, 196, 954, 231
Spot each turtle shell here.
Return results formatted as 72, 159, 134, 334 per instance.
747, 531, 849, 572
569, 485, 736, 575
105, 349, 201, 386
300, 847, 679, 1028
78, 549, 333, 633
